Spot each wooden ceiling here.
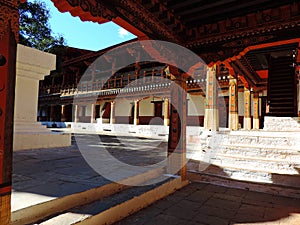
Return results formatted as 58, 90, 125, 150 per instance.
167, 0, 295, 28
52, 1, 300, 41
51, 0, 300, 87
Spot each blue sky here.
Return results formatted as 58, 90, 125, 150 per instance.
35, 0, 136, 51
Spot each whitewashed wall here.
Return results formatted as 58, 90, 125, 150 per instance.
115, 99, 132, 116
139, 97, 154, 116
188, 94, 205, 116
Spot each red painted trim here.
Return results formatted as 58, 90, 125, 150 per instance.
226, 38, 300, 64
0, 186, 11, 195
256, 70, 268, 79
51, 0, 109, 24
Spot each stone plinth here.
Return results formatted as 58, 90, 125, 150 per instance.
14, 45, 70, 150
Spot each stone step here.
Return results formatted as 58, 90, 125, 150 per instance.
187, 169, 300, 199
216, 146, 300, 161
209, 156, 300, 174
187, 151, 299, 175
35, 179, 164, 225
187, 161, 300, 197
263, 117, 300, 131
219, 136, 300, 148
187, 129, 300, 194
32, 177, 187, 225
11, 168, 165, 225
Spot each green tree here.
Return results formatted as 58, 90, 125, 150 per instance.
19, 0, 66, 52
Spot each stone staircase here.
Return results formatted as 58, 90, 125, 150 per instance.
187, 129, 300, 198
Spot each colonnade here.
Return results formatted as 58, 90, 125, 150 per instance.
204, 64, 260, 131
41, 65, 261, 130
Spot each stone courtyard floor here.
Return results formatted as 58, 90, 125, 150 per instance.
115, 182, 300, 225
12, 133, 167, 211
12, 133, 300, 224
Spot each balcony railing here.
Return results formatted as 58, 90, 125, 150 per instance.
39, 68, 218, 96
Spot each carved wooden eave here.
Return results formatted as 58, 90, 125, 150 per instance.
51, 0, 114, 24
111, 0, 182, 43
0, 0, 19, 41
185, 3, 300, 48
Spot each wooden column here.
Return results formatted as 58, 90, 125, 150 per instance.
167, 66, 187, 181
90, 103, 95, 123
74, 104, 79, 123
164, 98, 170, 126
243, 86, 252, 130
61, 104, 66, 122
253, 92, 260, 129
0, 1, 18, 224
228, 74, 239, 130
50, 105, 55, 121
98, 104, 103, 124
110, 101, 115, 124
204, 64, 219, 131
133, 100, 139, 125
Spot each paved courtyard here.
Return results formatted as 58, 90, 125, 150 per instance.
12, 133, 167, 211
12, 133, 300, 225
115, 182, 300, 225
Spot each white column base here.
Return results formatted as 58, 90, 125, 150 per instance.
134, 118, 139, 126
229, 112, 239, 130
244, 117, 252, 130
253, 118, 260, 129
164, 118, 170, 126
204, 109, 219, 131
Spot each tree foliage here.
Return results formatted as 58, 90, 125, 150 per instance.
19, 1, 66, 52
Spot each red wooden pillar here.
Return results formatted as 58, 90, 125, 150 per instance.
167, 66, 187, 180
0, 1, 19, 224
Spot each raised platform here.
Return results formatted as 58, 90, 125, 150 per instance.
13, 45, 71, 150
13, 122, 71, 151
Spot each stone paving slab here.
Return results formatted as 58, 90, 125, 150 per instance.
12, 134, 167, 212
114, 182, 300, 225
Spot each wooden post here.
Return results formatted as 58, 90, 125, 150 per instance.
164, 98, 170, 126
204, 64, 219, 131
0, 1, 19, 224
98, 104, 103, 124
110, 101, 115, 124
61, 104, 66, 122
91, 103, 95, 123
243, 86, 252, 130
253, 92, 260, 129
74, 104, 79, 123
133, 100, 139, 125
50, 105, 55, 121
228, 74, 239, 130
167, 66, 187, 181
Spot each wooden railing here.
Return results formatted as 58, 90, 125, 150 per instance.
39, 68, 219, 96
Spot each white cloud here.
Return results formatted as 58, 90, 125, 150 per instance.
118, 28, 130, 39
